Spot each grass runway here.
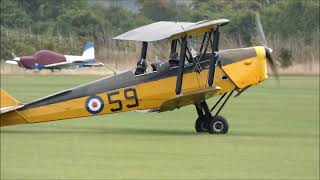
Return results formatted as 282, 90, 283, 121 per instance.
1, 75, 319, 179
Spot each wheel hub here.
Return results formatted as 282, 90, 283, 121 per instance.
213, 121, 224, 132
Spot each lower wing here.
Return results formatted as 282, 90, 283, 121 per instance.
44, 61, 86, 69
159, 86, 221, 112
83, 62, 104, 67
5, 60, 19, 65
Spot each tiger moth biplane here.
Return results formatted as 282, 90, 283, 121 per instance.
0, 18, 277, 134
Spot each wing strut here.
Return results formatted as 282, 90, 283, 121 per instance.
141, 41, 148, 59
208, 27, 220, 87
170, 40, 177, 54
175, 36, 187, 95
199, 32, 207, 54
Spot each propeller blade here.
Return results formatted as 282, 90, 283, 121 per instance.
255, 13, 267, 47
255, 13, 279, 80
265, 47, 279, 80
11, 52, 17, 58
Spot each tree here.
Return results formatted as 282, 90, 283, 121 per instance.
0, 0, 32, 28
138, 0, 177, 21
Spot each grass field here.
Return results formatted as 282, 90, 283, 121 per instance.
0, 75, 319, 180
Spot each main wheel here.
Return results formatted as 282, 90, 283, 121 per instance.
195, 117, 208, 133
208, 115, 229, 134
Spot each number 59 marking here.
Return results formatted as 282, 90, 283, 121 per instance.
107, 88, 139, 112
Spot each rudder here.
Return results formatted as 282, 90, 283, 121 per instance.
82, 41, 94, 60
0, 89, 20, 108
0, 89, 28, 126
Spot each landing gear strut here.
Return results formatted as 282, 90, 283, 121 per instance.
194, 90, 234, 134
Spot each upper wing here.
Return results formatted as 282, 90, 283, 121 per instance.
159, 86, 221, 112
114, 21, 194, 42
113, 19, 229, 42
172, 19, 229, 39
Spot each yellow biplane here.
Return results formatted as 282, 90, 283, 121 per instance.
0, 18, 277, 134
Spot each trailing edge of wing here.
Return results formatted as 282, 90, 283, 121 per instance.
159, 86, 221, 112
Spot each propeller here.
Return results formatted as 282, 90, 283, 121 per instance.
235, 13, 279, 98
5, 52, 20, 65
255, 13, 279, 79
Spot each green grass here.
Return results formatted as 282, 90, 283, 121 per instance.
1, 75, 319, 180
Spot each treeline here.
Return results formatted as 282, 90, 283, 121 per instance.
1, 0, 149, 37
1, 0, 319, 68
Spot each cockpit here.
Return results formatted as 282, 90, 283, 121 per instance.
134, 39, 207, 76
135, 51, 181, 75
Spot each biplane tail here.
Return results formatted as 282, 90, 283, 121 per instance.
1, 89, 20, 108
0, 89, 27, 126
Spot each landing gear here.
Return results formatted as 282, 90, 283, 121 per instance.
208, 115, 228, 134
195, 114, 229, 134
195, 104, 207, 132
195, 117, 208, 132
194, 90, 234, 134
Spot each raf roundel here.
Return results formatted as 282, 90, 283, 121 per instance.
85, 95, 104, 114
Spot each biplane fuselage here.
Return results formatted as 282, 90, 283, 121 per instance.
0, 46, 267, 126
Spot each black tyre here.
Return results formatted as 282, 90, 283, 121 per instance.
195, 117, 208, 133
208, 115, 229, 134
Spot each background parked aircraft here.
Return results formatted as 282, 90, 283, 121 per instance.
5, 42, 104, 70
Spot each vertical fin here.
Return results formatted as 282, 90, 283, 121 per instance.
82, 42, 95, 60
0, 89, 20, 108
0, 89, 27, 126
